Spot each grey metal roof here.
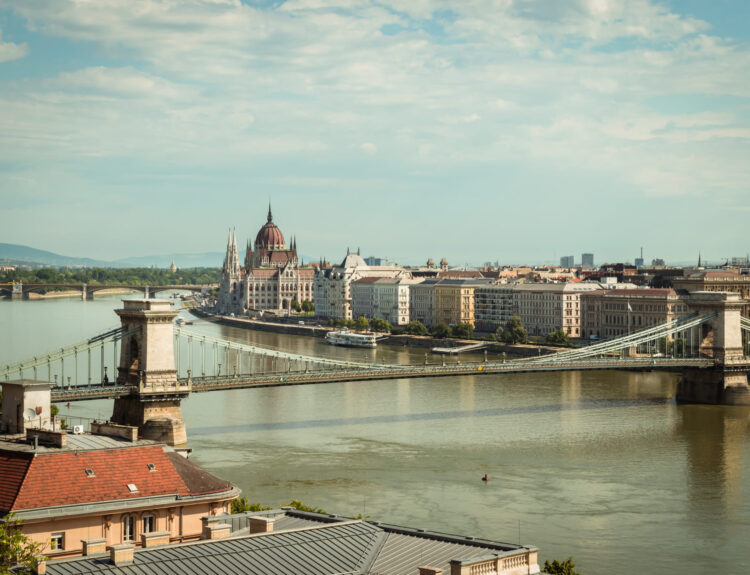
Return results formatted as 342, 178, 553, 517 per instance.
44, 511, 533, 575
46, 521, 383, 575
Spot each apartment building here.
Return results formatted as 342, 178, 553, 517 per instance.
474, 284, 515, 332
512, 283, 601, 337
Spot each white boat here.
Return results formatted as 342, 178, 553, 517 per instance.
325, 330, 377, 348
175, 317, 186, 325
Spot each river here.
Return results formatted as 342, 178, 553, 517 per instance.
1, 295, 749, 574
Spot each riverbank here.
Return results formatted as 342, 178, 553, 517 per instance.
190, 308, 559, 358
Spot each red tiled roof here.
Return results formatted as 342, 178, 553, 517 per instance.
249, 269, 279, 279
5, 445, 191, 511
0, 452, 32, 512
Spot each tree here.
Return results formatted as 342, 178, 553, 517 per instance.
545, 330, 570, 346
301, 300, 314, 313
497, 316, 527, 344
0, 513, 45, 573
405, 321, 429, 336
283, 499, 326, 514
370, 318, 392, 333
355, 316, 370, 330
430, 322, 452, 339
452, 322, 474, 339
231, 497, 271, 514
292, 300, 302, 312
50, 404, 59, 417
543, 557, 580, 575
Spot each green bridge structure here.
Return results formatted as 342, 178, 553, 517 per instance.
3, 293, 750, 445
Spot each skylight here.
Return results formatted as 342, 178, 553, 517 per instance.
147, 463, 157, 471
127, 484, 138, 493
85, 469, 95, 477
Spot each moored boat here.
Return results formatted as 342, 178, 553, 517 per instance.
325, 329, 377, 348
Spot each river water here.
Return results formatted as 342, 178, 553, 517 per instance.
1, 295, 749, 574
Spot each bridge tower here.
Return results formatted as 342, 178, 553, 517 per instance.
677, 292, 750, 405
110, 299, 190, 445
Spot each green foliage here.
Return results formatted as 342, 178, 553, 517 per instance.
354, 316, 370, 330
283, 499, 326, 514
543, 557, 580, 575
59, 418, 68, 430
0, 266, 220, 288
452, 322, 474, 339
430, 322, 452, 339
545, 330, 570, 346
658, 337, 686, 355
301, 300, 314, 313
230, 497, 272, 514
293, 300, 302, 312
50, 404, 59, 417
498, 316, 528, 344
0, 513, 45, 573
370, 318, 392, 333
405, 321, 429, 336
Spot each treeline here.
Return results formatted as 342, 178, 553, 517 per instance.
0, 267, 221, 286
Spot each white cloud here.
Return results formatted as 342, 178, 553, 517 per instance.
360, 142, 377, 155
0, 29, 27, 63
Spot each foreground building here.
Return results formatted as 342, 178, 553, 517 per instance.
0, 380, 238, 560
38, 508, 541, 575
218, 205, 314, 315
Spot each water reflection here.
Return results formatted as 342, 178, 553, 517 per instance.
677, 405, 750, 519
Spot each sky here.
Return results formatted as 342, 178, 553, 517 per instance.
0, 0, 749, 267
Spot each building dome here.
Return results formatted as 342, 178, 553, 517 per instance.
254, 204, 286, 250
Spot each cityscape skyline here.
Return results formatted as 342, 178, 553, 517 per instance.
1, 1, 749, 263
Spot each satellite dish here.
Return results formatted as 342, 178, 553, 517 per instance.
23, 408, 37, 421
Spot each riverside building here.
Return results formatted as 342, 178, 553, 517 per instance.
218, 205, 314, 315
313, 250, 409, 320
351, 277, 420, 326
580, 288, 690, 340
512, 283, 601, 338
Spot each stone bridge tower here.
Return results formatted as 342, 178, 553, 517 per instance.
677, 292, 750, 405
110, 299, 190, 445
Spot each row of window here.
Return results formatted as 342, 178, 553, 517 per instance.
48, 514, 157, 552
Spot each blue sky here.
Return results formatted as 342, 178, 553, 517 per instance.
0, 0, 748, 266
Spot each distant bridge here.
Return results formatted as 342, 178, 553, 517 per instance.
0, 281, 217, 300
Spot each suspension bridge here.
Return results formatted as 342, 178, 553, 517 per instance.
2, 293, 749, 445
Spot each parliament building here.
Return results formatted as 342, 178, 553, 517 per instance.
218, 205, 314, 315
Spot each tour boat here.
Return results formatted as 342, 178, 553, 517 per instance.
325, 330, 377, 348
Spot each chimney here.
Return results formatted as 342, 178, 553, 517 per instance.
249, 516, 275, 534
108, 543, 135, 566
34, 559, 46, 575
202, 523, 231, 540
81, 538, 107, 556
418, 567, 443, 575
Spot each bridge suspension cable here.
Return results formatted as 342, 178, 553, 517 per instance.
174, 327, 394, 372
513, 312, 716, 365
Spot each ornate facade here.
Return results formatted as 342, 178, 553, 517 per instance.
218, 205, 314, 315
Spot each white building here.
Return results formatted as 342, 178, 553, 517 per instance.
314, 251, 409, 320
352, 278, 417, 326
409, 278, 440, 326
512, 283, 602, 338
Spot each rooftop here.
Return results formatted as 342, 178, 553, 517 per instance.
43, 509, 537, 575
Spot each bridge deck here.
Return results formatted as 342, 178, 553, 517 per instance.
49, 357, 716, 402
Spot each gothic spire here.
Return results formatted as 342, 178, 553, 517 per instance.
267, 201, 273, 223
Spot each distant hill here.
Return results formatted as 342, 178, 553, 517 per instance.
0, 243, 222, 269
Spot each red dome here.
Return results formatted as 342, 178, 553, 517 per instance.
255, 222, 285, 249
254, 204, 286, 250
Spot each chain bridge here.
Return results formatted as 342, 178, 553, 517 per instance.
3, 293, 749, 445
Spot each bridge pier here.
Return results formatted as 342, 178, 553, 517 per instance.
11, 282, 23, 300
676, 292, 750, 405
111, 299, 188, 445
81, 283, 95, 300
